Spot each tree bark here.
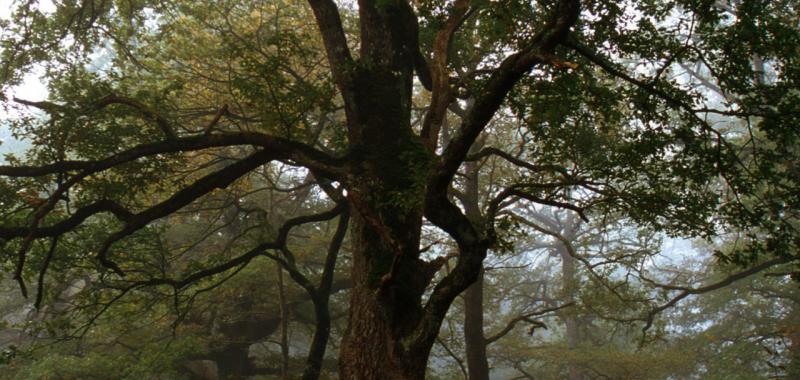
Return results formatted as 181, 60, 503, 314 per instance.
277, 265, 290, 380
464, 270, 490, 380
301, 210, 349, 380
559, 243, 583, 380
461, 150, 491, 380
335, 2, 436, 377
557, 215, 583, 380
338, 210, 430, 379
307, 1, 582, 378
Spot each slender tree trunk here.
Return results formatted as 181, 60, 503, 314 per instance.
464, 270, 490, 380
461, 154, 490, 380
302, 295, 332, 380
277, 265, 290, 379
560, 247, 583, 380
301, 211, 348, 380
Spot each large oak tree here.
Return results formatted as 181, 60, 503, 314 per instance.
1, 0, 799, 378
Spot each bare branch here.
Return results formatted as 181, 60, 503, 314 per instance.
436, 337, 469, 380
484, 302, 575, 345
487, 185, 589, 227
640, 256, 793, 334
12, 97, 66, 113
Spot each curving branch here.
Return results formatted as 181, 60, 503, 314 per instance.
34, 236, 60, 309
1, 147, 345, 286
465, 147, 570, 177
301, 208, 349, 380
564, 40, 767, 126
93, 94, 178, 139
430, 0, 581, 195
436, 337, 469, 380
14, 94, 179, 139
94, 150, 278, 274
124, 203, 349, 380
512, 209, 795, 344
510, 212, 646, 307
417, 0, 582, 353
0, 199, 133, 239
488, 185, 589, 224
484, 302, 575, 346
124, 204, 345, 291
639, 256, 792, 334
0, 132, 349, 180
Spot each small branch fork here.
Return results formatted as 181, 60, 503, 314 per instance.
484, 302, 575, 346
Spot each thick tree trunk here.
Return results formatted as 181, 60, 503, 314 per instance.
317, 0, 584, 376
338, 211, 430, 379
336, 4, 434, 371
338, 284, 430, 379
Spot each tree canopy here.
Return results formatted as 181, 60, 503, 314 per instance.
0, 0, 799, 378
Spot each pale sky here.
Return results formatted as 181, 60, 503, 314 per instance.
0, 1, 54, 159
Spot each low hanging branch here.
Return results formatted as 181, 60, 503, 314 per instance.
34, 236, 60, 309
1, 143, 347, 294
0, 131, 349, 179
95, 150, 280, 274
127, 203, 345, 291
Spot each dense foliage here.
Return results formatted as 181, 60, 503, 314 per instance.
0, 0, 798, 378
